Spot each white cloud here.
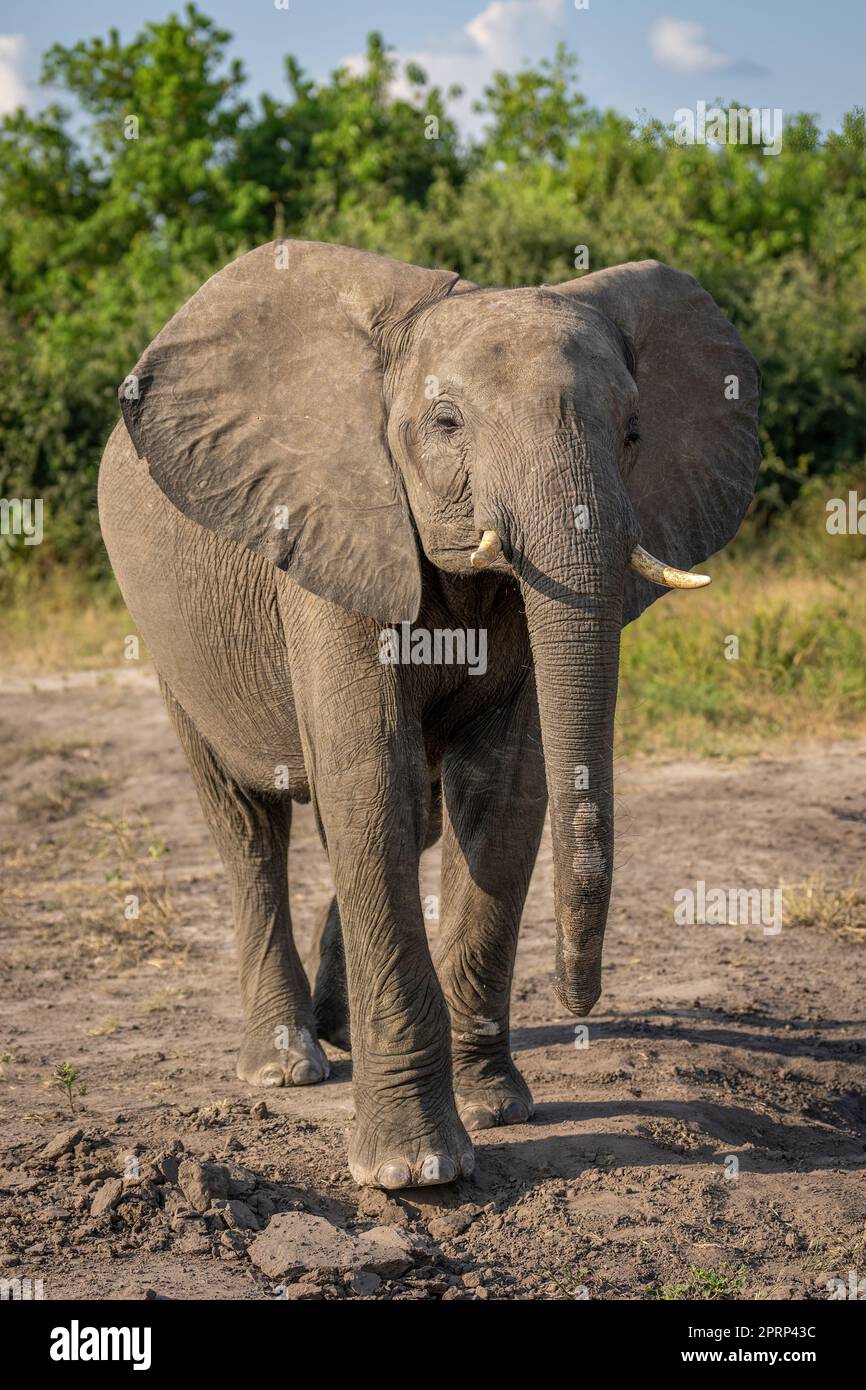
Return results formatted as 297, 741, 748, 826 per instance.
0, 34, 26, 115
344, 0, 567, 132
649, 18, 731, 74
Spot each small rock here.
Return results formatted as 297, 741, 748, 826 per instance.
348, 1270, 382, 1296
174, 1232, 211, 1256
41, 1205, 72, 1223
90, 1178, 123, 1218
120, 1181, 161, 1208
428, 1210, 474, 1241
225, 1165, 257, 1199
251, 1101, 269, 1120
224, 1200, 259, 1232
40, 1127, 83, 1161
219, 1230, 247, 1257
461, 1270, 484, 1288
171, 1211, 205, 1234
355, 1189, 410, 1226
155, 1154, 179, 1185
272, 1282, 325, 1301
248, 1212, 426, 1281
178, 1159, 229, 1211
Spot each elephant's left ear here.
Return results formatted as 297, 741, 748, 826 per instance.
120, 240, 464, 624
556, 260, 761, 624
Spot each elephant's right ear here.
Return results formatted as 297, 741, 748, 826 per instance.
120, 240, 462, 624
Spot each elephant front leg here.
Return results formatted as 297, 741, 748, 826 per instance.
318, 748, 473, 1190
436, 685, 547, 1131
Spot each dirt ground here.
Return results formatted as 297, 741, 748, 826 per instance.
1, 666, 864, 1301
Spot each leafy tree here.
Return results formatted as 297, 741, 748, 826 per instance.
0, 9, 864, 570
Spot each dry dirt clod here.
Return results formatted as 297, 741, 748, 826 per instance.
355, 1189, 410, 1226
90, 1178, 123, 1217
40, 1127, 83, 1161
272, 1282, 325, 1300
347, 1270, 382, 1296
177, 1159, 229, 1211
174, 1231, 211, 1256
249, 1211, 426, 1281
155, 1153, 179, 1185
225, 1164, 257, 1198
427, 1208, 478, 1241
223, 1199, 259, 1232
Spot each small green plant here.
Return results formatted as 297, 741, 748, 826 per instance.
545, 1265, 591, 1298
647, 1264, 749, 1301
53, 1061, 87, 1115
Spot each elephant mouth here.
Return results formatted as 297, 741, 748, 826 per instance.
470, 528, 711, 591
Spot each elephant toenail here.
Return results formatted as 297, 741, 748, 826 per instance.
377, 1162, 411, 1190
291, 1059, 321, 1085
420, 1154, 456, 1184
460, 1151, 475, 1177
258, 1064, 285, 1087
502, 1099, 529, 1124
461, 1104, 497, 1132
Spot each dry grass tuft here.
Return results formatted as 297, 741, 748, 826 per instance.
784, 876, 866, 941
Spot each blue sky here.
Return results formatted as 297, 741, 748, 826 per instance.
0, 0, 861, 135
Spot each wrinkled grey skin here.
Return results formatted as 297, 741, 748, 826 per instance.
99, 240, 760, 1189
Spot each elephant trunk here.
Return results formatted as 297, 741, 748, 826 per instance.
507, 456, 631, 1015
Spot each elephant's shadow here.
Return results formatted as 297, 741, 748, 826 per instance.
510, 1011, 866, 1062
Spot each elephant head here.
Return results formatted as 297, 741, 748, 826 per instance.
120, 239, 761, 1016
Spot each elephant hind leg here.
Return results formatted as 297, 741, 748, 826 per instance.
161, 679, 329, 1089
307, 779, 442, 1054
308, 897, 350, 1052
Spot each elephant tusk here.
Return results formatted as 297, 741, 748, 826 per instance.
470, 529, 503, 568
628, 544, 711, 589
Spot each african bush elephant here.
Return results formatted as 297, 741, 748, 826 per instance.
98, 240, 760, 1189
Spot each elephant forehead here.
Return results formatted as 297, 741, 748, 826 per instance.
415, 288, 629, 389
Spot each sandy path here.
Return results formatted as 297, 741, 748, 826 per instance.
1, 670, 863, 1300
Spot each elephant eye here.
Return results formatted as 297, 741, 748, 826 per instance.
625, 415, 640, 447
433, 408, 463, 434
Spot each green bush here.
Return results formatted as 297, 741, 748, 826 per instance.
2, 7, 865, 568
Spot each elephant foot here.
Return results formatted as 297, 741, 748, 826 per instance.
453, 1052, 534, 1131
237, 1024, 330, 1088
348, 1110, 474, 1190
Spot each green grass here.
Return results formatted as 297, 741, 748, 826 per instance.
618, 477, 866, 758
0, 561, 133, 674
646, 1264, 750, 1301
